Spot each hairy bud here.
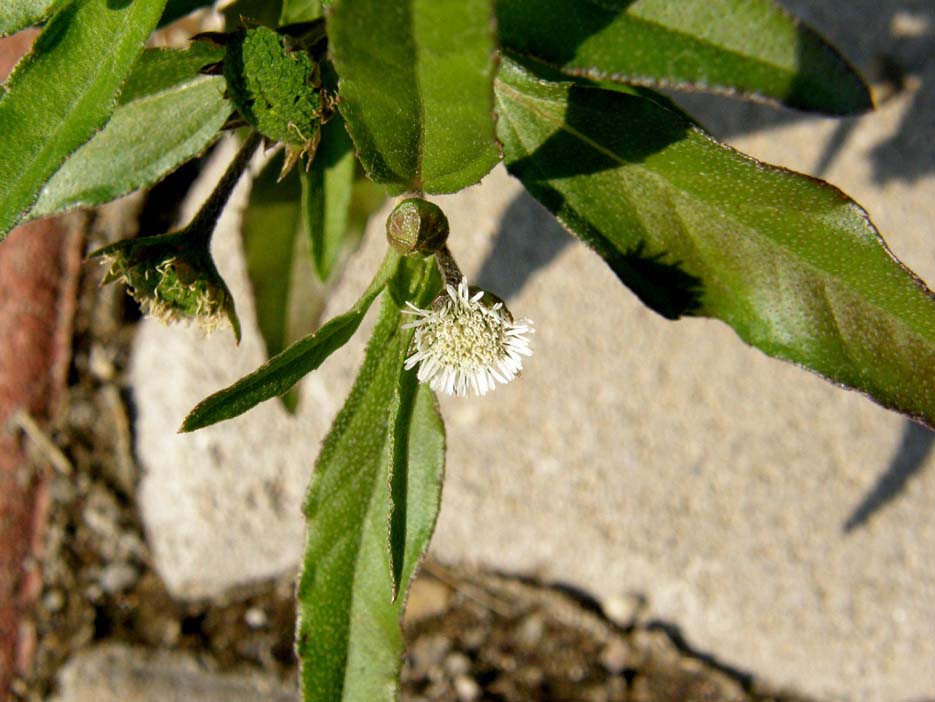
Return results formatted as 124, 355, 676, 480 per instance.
90, 232, 241, 341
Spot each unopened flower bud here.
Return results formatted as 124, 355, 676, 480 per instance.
90, 232, 241, 341
386, 198, 449, 255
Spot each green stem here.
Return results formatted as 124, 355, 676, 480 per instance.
187, 131, 263, 245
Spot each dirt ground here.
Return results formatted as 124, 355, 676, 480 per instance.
8, 177, 818, 702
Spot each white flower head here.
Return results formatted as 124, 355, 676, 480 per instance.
403, 278, 533, 397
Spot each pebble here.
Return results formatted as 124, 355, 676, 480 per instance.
444, 651, 472, 677
43, 588, 65, 613
98, 562, 139, 594
600, 640, 631, 675
602, 593, 645, 628
516, 612, 546, 647
454, 673, 481, 702
244, 607, 268, 629
408, 634, 451, 680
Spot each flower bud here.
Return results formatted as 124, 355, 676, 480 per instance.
386, 198, 449, 255
90, 232, 241, 341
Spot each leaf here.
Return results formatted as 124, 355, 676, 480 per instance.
328, 0, 500, 193
0, 0, 168, 239
180, 250, 401, 432
27, 47, 231, 220
296, 255, 444, 702
0, 0, 62, 37
495, 57, 935, 428
118, 43, 223, 104
279, 0, 322, 24
496, 0, 872, 115
240, 151, 306, 413
302, 114, 358, 280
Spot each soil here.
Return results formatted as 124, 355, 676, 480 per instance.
9, 177, 818, 702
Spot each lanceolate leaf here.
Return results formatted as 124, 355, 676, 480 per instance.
302, 115, 357, 281
118, 43, 223, 104
0, 0, 61, 38
181, 251, 402, 432
0, 0, 167, 239
279, 0, 322, 24
496, 0, 871, 115
495, 57, 935, 428
240, 152, 306, 412
296, 256, 443, 702
28, 47, 230, 220
328, 0, 500, 193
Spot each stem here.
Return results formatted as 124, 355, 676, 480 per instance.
434, 245, 463, 287
187, 131, 263, 245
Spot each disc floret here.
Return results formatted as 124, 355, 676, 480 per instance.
403, 278, 533, 397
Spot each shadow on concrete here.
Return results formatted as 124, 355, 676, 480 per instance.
843, 420, 935, 533
672, 0, 935, 183
474, 190, 573, 302
474, 190, 703, 320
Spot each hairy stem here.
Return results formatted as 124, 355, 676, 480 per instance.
434, 245, 463, 287
187, 131, 263, 245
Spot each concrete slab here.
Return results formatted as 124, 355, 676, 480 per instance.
49, 644, 294, 702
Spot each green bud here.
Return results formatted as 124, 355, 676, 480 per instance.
386, 198, 450, 255
214, 25, 328, 176
90, 232, 241, 342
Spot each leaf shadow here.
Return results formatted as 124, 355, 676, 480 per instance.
474, 189, 572, 301
508, 78, 694, 180
476, 187, 702, 319
843, 419, 934, 533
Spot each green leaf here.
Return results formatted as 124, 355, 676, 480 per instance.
241, 151, 307, 413
279, 0, 322, 24
118, 43, 223, 105
496, 0, 871, 115
328, 0, 500, 193
180, 250, 402, 432
0, 0, 62, 37
302, 115, 358, 280
495, 57, 935, 428
0, 0, 168, 239
296, 255, 444, 702
27, 47, 230, 220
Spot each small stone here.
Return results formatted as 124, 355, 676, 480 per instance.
43, 589, 65, 613
51, 643, 296, 702
516, 612, 545, 647
600, 640, 631, 675
88, 344, 116, 381
444, 651, 472, 677
454, 673, 481, 702
405, 576, 452, 624
99, 562, 139, 594
408, 634, 451, 680
244, 607, 268, 629
461, 627, 486, 651
602, 593, 645, 628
